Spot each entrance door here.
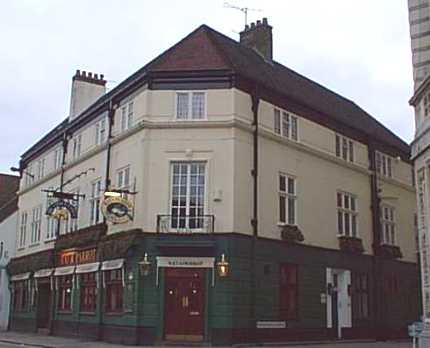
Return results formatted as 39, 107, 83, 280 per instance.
164, 268, 205, 342
36, 282, 52, 330
326, 268, 352, 339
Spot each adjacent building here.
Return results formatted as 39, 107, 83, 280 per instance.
409, 0, 430, 344
8, 20, 420, 345
0, 174, 19, 330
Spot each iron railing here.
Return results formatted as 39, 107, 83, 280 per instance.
156, 214, 215, 234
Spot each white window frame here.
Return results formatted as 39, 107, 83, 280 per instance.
36, 158, 45, 180
117, 166, 131, 196
337, 191, 358, 238
335, 134, 354, 163
63, 188, 79, 234
95, 117, 107, 145
89, 179, 102, 225
25, 165, 34, 187
19, 212, 28, 248
175, 91, 207, 120
381, 205, 396, 245
72, 134, 82, 159
375, 151, 393, 178
54, 147, 63, 170
30, 206, 42, 245
274, 108, 298, 141
120, 101, 134, 132
278, 173, 297, 226
169, 161, 207, 232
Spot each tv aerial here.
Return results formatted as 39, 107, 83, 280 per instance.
224, 2, 262, 26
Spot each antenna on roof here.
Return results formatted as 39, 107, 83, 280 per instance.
224, 2, 262, 27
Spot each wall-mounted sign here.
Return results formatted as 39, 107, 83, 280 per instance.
58, 248, 97, 266
46, 199, 78, 220
101, 196, 133, 224
256, 321, 287, 329
157, 256, 215, 269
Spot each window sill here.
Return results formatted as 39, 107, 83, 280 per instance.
79, 311, 96, 316
28, 243, 40, 248
45, 239, 56, 244
57, 310, 73, 314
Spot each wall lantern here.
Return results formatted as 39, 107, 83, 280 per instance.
138, 253, 151, 276
217, 253, 230, 278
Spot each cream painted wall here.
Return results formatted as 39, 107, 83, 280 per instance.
15, 87, 416, 264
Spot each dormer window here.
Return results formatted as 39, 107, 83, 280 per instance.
176, 92, 205, 120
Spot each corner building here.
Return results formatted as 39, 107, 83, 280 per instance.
8, 20, 420, 345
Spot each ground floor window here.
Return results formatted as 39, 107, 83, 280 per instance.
105, 269, 123, 313
80, 273, 97, 313
352, 272, 369, 320
13, 281, 28, 312
57, 275, 73, 311
279, 263, 298, 320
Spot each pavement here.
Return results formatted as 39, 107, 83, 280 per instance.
0, 331, 414, 348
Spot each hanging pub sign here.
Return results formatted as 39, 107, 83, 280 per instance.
101, 195, 134, 224
45, 192, 78, 220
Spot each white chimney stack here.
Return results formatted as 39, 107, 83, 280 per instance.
69, 70, 106, 120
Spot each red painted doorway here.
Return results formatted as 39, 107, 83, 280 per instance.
164, 268, 206, 342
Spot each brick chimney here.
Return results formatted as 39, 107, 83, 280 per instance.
69, 70, 107, 120
239, 18, 273, 61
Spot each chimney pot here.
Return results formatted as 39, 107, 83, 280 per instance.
76, 69, 80, 76
94, 73, 98, 79
88, 72, 93, 78
245, 24, 250, 31
82, 71, 87, 77
240, 17, 273, 61
100, 74, 104, 80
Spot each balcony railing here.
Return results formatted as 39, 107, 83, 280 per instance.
156, 215, 215, 234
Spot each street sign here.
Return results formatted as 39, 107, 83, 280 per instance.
409, 321, 424, 338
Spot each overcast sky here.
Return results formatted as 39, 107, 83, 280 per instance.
0, 0, 414, 174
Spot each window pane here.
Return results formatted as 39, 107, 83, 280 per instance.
349, 140, 354, 162
352, 215, 357, 237
279, 175, 286, 192
338, 211, 343, 234
337, 193, 342, 207
192, 92, 205, 119
350, 197, 356, 211
287, 178, 295, 195
342, 138, 348, 160
344, 212, 350, 236
177, 93, 189, 119
291, 116, 298, 140
282, 113, 289, 137
274, 109, 281, 134
335, 135, 341, 157
279, 196, 286, 223
288, 197, 295, 225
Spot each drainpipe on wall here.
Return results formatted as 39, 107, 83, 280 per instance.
251, 85, 260, 342
368, 144, 384, 341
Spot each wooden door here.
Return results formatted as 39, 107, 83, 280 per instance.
164, 268, 205, 342
36, 282, 52, 329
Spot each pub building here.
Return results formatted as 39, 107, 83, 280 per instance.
7, 19, 420, 345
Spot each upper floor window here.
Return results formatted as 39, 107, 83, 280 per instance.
90, 179, 102, 225
54, 147, 63, 170
25, 165, 34, 187
95, 118, 107, 145
337, 192, 358, 237
19, 212, 28, 248
375, 151, 393, 178
63, 188, 79, 234
176, 92, 205, 120
121, 101, 134, 132
30, 206, 42, 245
279, 174, 296, 225
170, 162, 206, 231
423, 93, 430, 117
274, 108, 298, 141
36, 158, 45, 180
117, 166, 131, 199
335, 134, 354, 162
381, 205, 396, 245
72, 134, 82, 159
